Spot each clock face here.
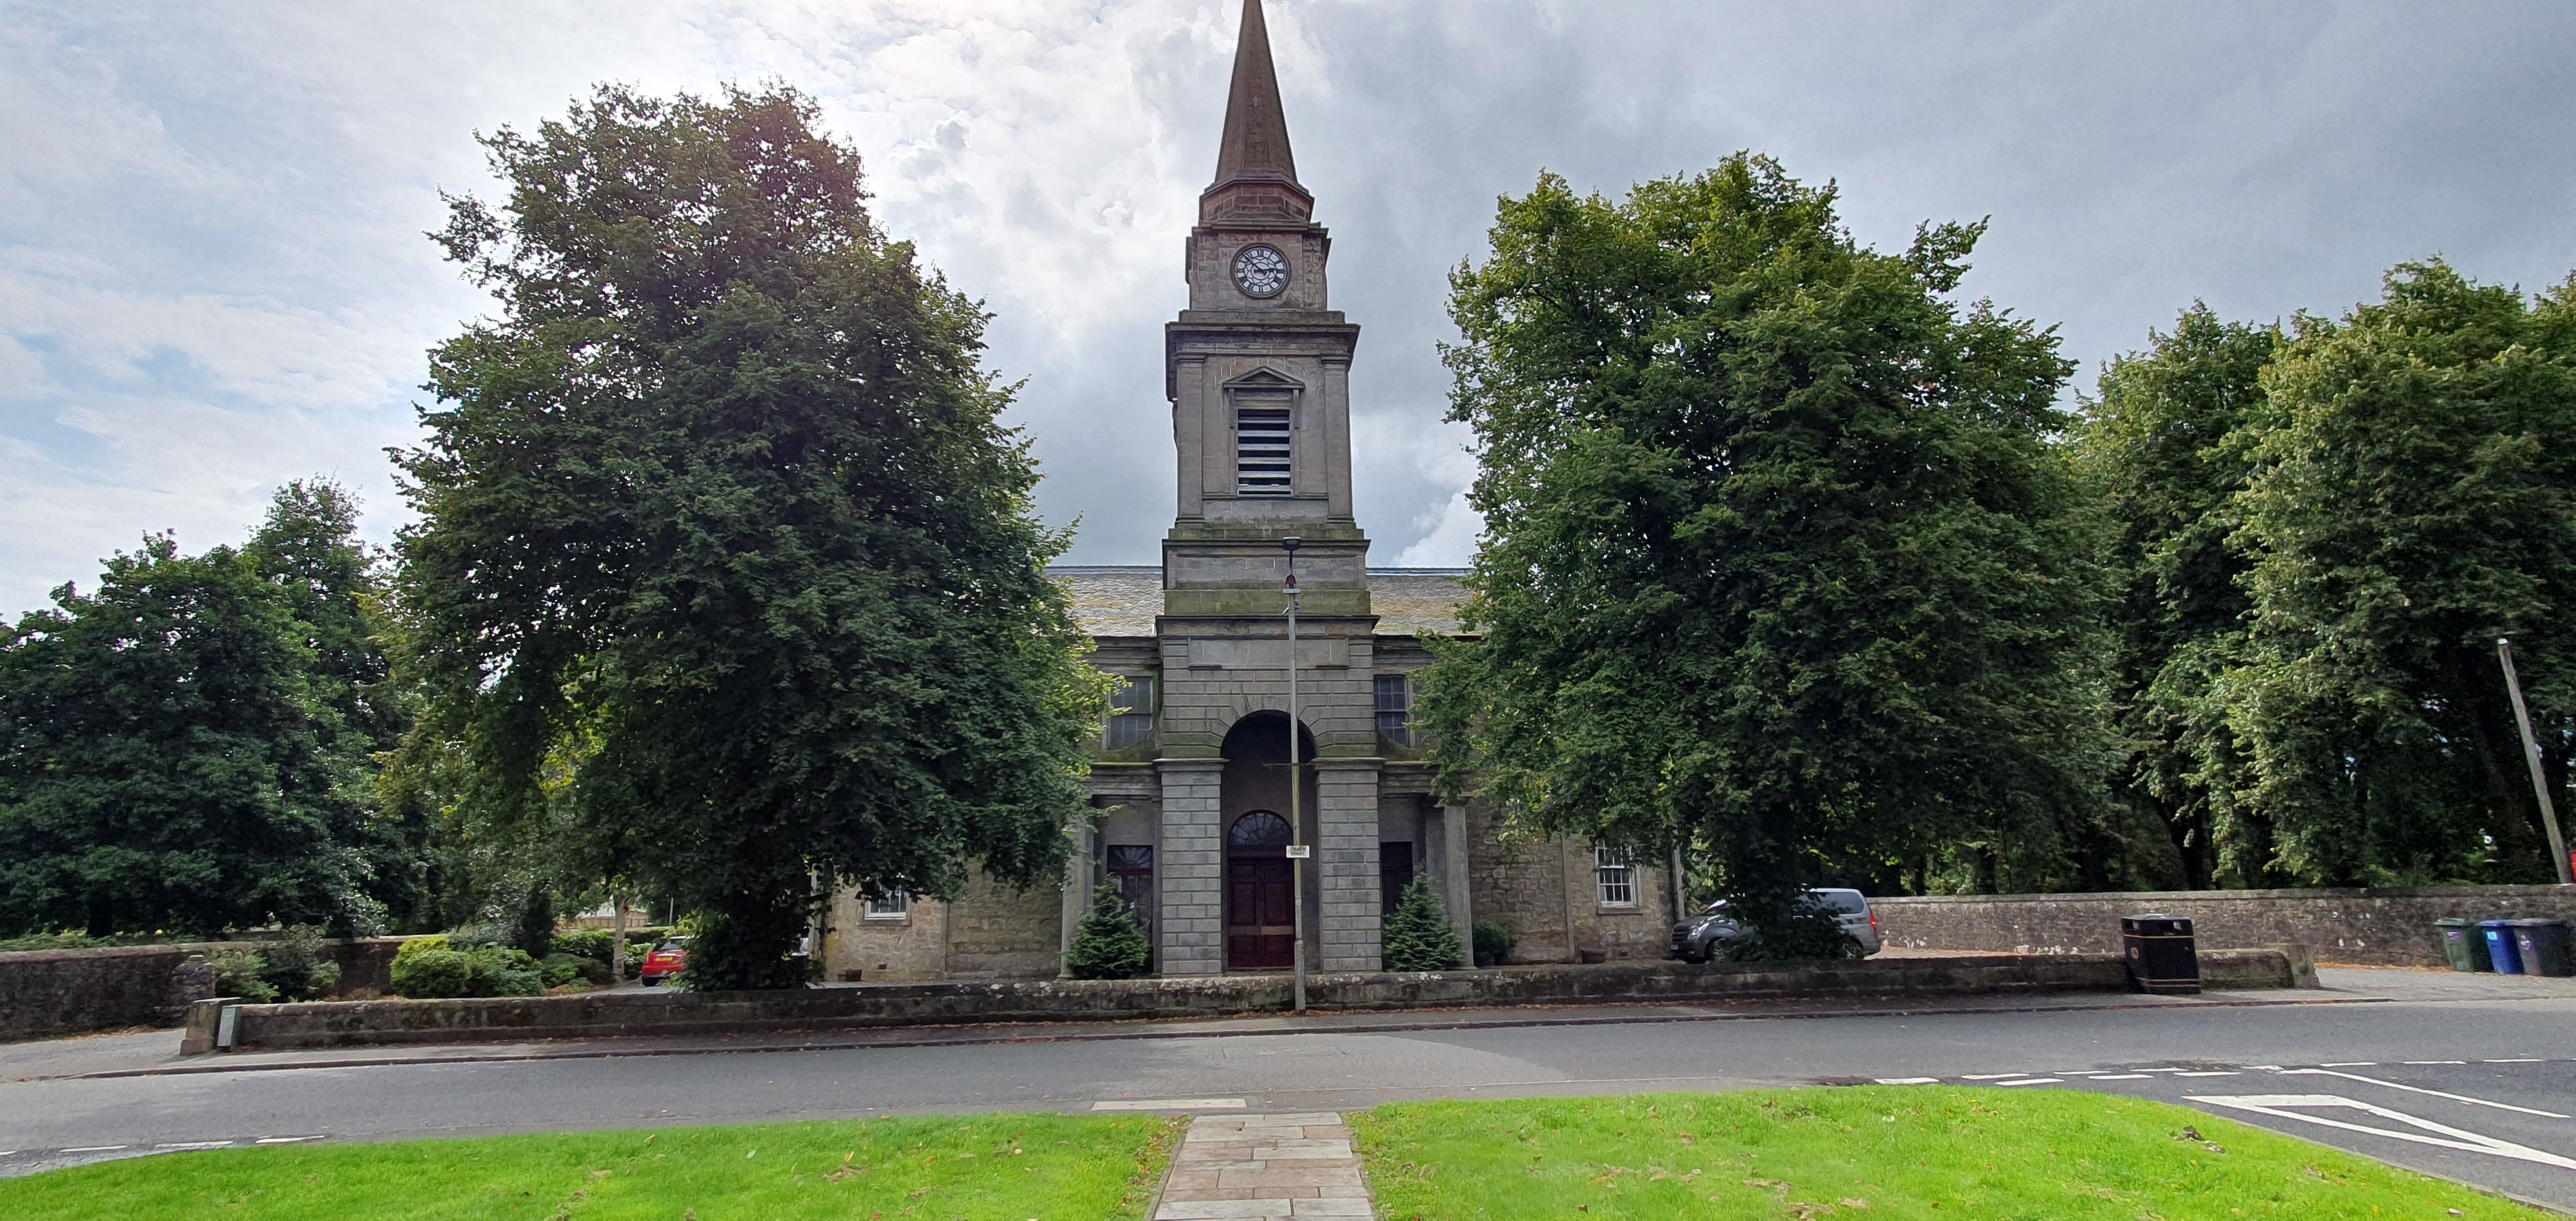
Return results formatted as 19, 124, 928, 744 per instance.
1232, 244, 1290, 298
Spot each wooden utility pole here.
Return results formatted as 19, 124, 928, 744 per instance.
2497, 638, 2574, 885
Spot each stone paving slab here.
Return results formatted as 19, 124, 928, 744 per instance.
1157, 1112, 1374, 1221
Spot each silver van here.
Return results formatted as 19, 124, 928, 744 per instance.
1669, 888, 1881, 962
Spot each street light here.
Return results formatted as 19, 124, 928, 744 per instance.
1282, 536, 1306, 1015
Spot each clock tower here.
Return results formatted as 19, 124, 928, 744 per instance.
1163, 0, 1367, 622
1150, 0, 1387, 980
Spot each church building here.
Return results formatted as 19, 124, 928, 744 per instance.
823, 0, 1680, 982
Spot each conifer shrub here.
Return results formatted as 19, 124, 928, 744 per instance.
1380, 877, 1463, 972
1472, 921, 1512, 968
1064, 884, 1152, 979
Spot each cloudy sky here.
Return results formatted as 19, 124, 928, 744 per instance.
5, 1, 2573, 615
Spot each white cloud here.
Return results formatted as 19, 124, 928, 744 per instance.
5, 0, 2576, 615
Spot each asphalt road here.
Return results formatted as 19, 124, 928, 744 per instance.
4, 987, 2572, 1209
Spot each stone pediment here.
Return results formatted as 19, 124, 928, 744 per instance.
1221, 366, 1304, 391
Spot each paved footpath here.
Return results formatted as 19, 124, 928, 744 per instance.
1156, 1111, 1374, 1219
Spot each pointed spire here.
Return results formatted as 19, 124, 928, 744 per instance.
1202, 0, 1313, 223
1214, 0, 1296, 186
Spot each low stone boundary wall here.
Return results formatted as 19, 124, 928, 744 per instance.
1874, 885, 2576, 967
0, 937, 412, 1042
200, 948, 2305, 1054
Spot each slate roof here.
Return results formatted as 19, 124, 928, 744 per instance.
1053, 566, 1164, 637
1049, 565, 1471, 639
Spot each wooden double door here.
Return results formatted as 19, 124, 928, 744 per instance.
1225, 855, 1296, 971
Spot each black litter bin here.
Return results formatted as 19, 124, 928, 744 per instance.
2511, 920, 2573, 978
2122, 914, 2200, 995
2436, 917, 2491, 972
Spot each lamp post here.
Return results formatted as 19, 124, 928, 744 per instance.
1282, 536, 1307, 1014
2497, 637, 2575, 885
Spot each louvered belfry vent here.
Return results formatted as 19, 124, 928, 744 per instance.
1237, 405, 1292, 495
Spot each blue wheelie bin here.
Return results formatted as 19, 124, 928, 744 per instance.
2482, 919, 2525, 974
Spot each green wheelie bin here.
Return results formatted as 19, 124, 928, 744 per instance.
2436, 917, 2490, 972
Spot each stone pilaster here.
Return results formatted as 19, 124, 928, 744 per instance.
1314, 758, 1382, 971
1059, 816, 1095, 978
1157, 758, 1228, 976
1443, 803, 1475, 968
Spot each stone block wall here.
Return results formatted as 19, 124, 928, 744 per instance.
1459, 803, 1674, 966
206, 950, 2307, 1054
1315, 759, 1383, 971
1874, 885, 2576, 966
0, 936, 409, 1040
826, 889, 945, 981
942, 872, 1064, 979
1158, 759, 1227, 976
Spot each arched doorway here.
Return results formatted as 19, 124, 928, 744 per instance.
1219, 711, 1316, 972
1225, 810, 1295, 970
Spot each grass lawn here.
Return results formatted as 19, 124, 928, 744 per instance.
1351, 1087, 2542, 1219
0, 1111, 1177, 1221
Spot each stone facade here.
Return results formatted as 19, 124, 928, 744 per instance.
1875, 885, 2576, 967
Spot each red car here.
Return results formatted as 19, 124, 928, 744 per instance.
640, 937, 690, 986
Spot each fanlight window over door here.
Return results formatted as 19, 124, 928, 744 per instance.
1228, 810, 1293, 850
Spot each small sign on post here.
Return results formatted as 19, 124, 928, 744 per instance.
1285, 844, 1311, 859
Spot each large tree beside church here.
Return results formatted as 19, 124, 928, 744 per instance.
1417, 157, 2107, 954
394, 85, 1104, 989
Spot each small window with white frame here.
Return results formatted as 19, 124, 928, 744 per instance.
864, 892, 910, 921
1375, 673, 1413, 747
1594, 847, 1636, 908
1104, 675, 1156, 748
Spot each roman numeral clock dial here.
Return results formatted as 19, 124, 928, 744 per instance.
1232, 244, 1289, 298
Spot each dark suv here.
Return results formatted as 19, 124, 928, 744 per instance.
1670, 888, 1881, 962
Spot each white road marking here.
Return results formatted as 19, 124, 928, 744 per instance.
2404, 1060, 2467, 1065
253, 1136, 323, 1144
60, 1146, 127, 1153
155, 1142, 233, 1150
1091, 1098, 1246, 1111
2191, 1095, 2576, 1171
2091, 1074, 2153, 1080
1997, 1078, 2062, 1086
1873, 1077, 1940, 1085
2486, 1058, 2543, 1064
2175, 1071, 2238, 1077
2279, 1069, 2568, 1118
2319, 1062, 2376, 1067
1961, 1073, 2028, 1081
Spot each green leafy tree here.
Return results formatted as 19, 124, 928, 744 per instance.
1379, 877, 1462, 972
246, 480, 426, 930
2071, 307, 2278, 888
395, 84, 1104, 991
1417, 156, 2105, 950
2224, 262, 2576, 884
1063, 884, 1151, 980
0, 524, 380, 935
